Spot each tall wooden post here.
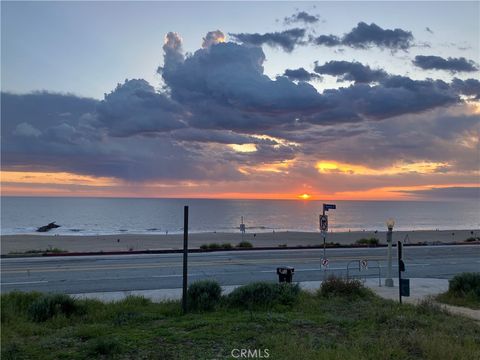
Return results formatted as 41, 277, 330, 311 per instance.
182, 206, 189, 313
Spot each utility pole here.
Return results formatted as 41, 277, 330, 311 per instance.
320, 203, 336, 278
182, 206, 189, 314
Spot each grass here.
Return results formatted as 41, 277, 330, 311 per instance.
200, 243, 233, 250
8, 247, 67, 255
237, 241, 253, 248
436, 272, 480, 310
2, 287, 480, 359
187, 280, 222, 311
318, 276, 373, 298
355, 237, 380, 246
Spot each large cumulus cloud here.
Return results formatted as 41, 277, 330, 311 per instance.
2, 29, 479, 190
97, 79, 186, 137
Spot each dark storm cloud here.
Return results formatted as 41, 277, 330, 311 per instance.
312, 22, 414, 50
229, 28, 306, 52
312, 77, 458, 123
171, 128, 277, 146
161, 36, 466, 132
97, 79, 186, 137
413, 55, 478, 73
0, 92, 98, 137
283, 68, 321, 82
284, 11, 320, 25
342, 22, 414, 50
305, 110, 479, 172
160, 38, 330, 128
1, 92, 247, 182
312, 34, 342, 47
2, 31, 479, 184
451, 78, 480, 99
313, 61, 388, 83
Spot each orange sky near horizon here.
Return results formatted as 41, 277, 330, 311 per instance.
1, 170, 477, 200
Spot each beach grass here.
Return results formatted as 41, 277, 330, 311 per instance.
8, 247, 67, 255
436, 272, 480, 310
2, 289, 479, 359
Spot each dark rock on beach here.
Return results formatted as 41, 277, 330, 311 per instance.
36, 222, 61, 232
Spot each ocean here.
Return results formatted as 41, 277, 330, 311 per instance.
1, 197, 479, 236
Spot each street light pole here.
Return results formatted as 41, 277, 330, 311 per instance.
385, 218, 395, 287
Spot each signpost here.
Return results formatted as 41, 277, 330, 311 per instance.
397, 240, 410, 303
320, 215, 328, 232
361, 259, 368, 270
182, 206, 189, 314
320, 204, 336, 278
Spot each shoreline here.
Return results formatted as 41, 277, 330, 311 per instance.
1, 229, 478, 255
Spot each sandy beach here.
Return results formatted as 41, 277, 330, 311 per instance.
1, 229, 479, 255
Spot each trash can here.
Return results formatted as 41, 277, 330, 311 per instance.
276, 266, 294, 283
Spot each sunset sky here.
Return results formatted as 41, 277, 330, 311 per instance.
1, 1, 479, 200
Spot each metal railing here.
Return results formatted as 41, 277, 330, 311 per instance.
346, 259, 382, 287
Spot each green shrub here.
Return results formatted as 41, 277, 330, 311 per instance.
187, 280, 222, 311
237, 241, 253, 248
200, 243, 232, 250
465, 237, 479, 242
355, 237, 379, 246
208, 243, 222, 249
416, 296, 445, 315
228, 282, 300, 309
448, 272, 480, 299
86, 337, 121, 356
319, 276, 372, 298
27, 294, 80, 322
1, 343, 23, 360
1, 291, 42, 319
117, 295, 151, 307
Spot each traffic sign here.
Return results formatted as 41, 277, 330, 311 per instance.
319, 215, 328, 232
361, 259, 368, 270
323, 203, 336, 212
321, 258, 329, 268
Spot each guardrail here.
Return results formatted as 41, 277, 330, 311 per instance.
346, 259, 382, 287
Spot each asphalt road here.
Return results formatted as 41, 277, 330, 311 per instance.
1, 245, 479, 294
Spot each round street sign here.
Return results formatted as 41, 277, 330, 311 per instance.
319, 215, 328, 231
321, 258, 329, 267
361, 259, 368, 270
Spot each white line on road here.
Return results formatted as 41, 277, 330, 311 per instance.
1, 280, 48, 286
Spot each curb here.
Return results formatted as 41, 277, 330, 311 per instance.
2, 241, 478, 259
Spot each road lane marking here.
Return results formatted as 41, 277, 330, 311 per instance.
1, 280, 48, 286
1, 255, 388, 274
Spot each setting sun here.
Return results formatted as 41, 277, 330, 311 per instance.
298, 193, 312, 200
